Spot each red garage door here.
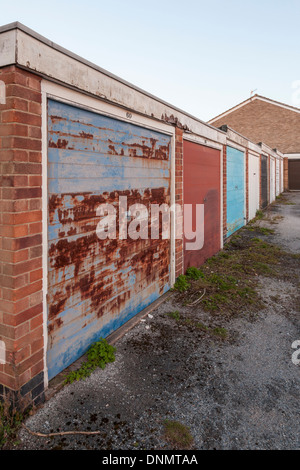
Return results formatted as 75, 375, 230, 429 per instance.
183, 140, 221, 271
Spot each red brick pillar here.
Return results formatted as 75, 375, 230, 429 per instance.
0, 65, 44, 407
222, 145, 227, 241
175, 127, 183, 278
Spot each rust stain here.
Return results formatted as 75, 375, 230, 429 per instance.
161, 113, 190, 131
49, 138, 69, 149
48, 188, 171, 332
79, 131, 93, 139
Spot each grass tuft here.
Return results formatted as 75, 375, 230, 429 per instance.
163, 420, 194, 449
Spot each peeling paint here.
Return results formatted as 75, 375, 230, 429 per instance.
47, 99, 171, 380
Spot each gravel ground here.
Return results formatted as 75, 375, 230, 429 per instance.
16, 192, 300, 450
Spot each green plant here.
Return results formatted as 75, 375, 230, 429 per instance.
167, 311, 181, 321
255, 210, 264, 220
258, 227, 275, 235
163, 420, 194, 449
212, 327, 228, 339
173, 275, 190, 292
195, 322, 209, 331
185, 267, 204, 280
64, 338, 116, 384
209, 273, 238, 291
252, 237, 263, 243
253, 262, 274, 275
0, 396, 24, 449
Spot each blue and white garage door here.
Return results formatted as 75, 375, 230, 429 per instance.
226, 146, 245, 237
47, 99, 172, 380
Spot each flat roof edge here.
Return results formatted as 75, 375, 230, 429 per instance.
0, 22, 224, 135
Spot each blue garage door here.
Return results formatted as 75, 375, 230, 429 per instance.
47, 99, 171, 380
227, 146, 245, 237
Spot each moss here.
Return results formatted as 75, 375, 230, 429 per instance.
163, 420, 194, 449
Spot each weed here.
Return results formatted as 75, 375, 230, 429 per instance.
64, 338, 116, 384
209, 273, 238, 291
218, 251, 231, 260
212, 327, 228, 339
167, 311, 181, 321
163, 420, 194, 449
268, 215, 284, 224
248, 210, 265, 226
248, 226, 275, 235
172, 275, 191, 292
237, 286, 257, 298
275, 194, 296, 205
202, 296, 218, 311
195, 322, 209, 331
256, 210, 264, 219
186, 267, 204, 280
176, 234, 285, 314
258, 227, 275, 235
253, 262, 274, 275
0, 396, 24, 449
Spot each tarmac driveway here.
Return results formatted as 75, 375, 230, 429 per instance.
17, 192, 300, 450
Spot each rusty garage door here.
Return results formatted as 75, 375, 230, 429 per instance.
226, 146, 245, 237
183, 140, 221, 271
47, 99, 172, 380
288, 159, 300, 190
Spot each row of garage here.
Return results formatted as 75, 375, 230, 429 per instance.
45, 91, 284, 380
0, 23, 286, 396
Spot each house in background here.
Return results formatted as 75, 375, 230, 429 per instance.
208, 95, 300, 190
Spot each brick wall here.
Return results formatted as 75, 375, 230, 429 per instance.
175, 127, 184, 278
284, 157, 289, 191
211, 99, 300, 154
0, 65, 44, 407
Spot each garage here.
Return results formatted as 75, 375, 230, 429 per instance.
270, 157, 276, 203
288, 159, 300, 190
47, 99, 172, 380
248, 152, 260, 220
261, 154, 268, 209
183, 140, 221, 271
226, 146, 245, 237
276, 158, 280, 196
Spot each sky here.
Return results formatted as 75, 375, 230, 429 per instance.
1, 0, 300, 122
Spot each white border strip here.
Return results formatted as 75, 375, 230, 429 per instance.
41, 84, 49, 388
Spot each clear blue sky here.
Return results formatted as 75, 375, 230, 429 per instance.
1, 0, 299, 121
